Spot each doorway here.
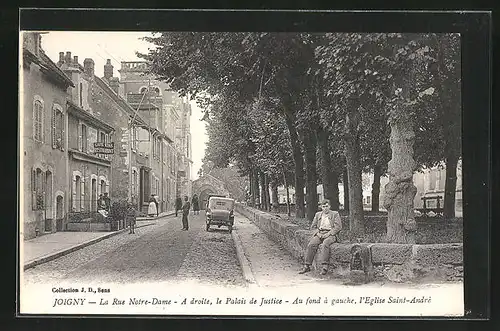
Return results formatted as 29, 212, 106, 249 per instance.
56, 195, 64, 231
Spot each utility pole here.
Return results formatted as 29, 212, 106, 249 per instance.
128, 84, 148, 207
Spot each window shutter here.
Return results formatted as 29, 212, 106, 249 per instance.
52, 108, 56, 148
61, 112, 65, 150
33, 103, 36, 140
31, 168, 36, 210
78, 124, 82, 151
72, 177, 77, 211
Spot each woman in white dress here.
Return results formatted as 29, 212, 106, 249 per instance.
148, 195, 157, 217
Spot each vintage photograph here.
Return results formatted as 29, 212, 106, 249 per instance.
19, 30, 464, 316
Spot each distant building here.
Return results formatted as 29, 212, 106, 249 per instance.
119, 61, 193, 210
274, 161, 462, 214
413, 160, 463, 214
21, 32, 75, 240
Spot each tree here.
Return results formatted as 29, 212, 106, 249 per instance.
431, 33, 461, 218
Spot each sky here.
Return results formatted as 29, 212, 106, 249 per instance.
38, 31, 208, 180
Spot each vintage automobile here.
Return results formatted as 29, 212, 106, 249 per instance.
205, 196, 235, 233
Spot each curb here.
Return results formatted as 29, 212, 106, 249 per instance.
137, 212, 176, 221
231, 224, 258, 287
23, 222, 155, 271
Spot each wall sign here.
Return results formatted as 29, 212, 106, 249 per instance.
94, 142, 115, 154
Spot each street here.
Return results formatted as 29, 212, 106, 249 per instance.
23, 213, 246, 287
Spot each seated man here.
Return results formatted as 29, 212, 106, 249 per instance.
299, 199, 342, 275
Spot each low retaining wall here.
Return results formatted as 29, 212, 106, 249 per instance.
236, 204, 463, 283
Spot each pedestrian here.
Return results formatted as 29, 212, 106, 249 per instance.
181, 196, 191, 230
148, 194, 157, 217
192, 194, 200, 215
298, 199, 342, 275
97, 194, 106, 210
127, 203, 136, 234
103, 192, 111, 211
154, 194, 160, 217
175, 196, 182, 217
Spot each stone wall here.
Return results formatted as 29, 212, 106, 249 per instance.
236, 204, 463, 283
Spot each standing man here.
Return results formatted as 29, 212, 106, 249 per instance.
127, 202, 136, 234
181, 196, 191, 231
299, 199, 342, 275
175, 197, 182, 217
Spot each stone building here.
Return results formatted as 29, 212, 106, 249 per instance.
21, 32, 75, 240
57, 53, 167, 215
119, 61, 193, 211
413, 160, 463, 214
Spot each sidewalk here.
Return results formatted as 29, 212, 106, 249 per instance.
136, 211, 175, 221
23, 219, 159, 270
232, 213, 327, 288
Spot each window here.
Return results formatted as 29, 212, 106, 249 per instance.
139, 86, 147, 94
52, 105, 64, 150
366, 196, 371, 205
75, 175, 82, 212
33, 97, 44, 142
428, 171, 436, 191
100, 132, 106, 143
81, 124, 88, 152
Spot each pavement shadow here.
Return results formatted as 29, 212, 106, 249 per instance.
206, 227, 232, 234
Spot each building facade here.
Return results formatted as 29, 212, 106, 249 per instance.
57, 53, 167, 215
119, 61, 193, 211
21, 32, 75, 240
22, 37, 196, 240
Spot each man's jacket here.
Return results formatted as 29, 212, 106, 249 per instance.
182, 201, 191, 215
310, 210, 342, 238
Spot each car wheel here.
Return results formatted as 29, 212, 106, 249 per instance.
206, 223, 210, 231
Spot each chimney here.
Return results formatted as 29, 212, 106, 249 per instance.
65, 51, 72, 64
109, 77, 120, 94
73, 56, 79, 65
104, 59, 113, 81
83, 58, 95, 77
58, 52, 65, 65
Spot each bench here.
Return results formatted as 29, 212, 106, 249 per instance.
416, 195, 444, 216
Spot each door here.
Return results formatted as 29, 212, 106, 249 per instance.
56, 195, 64, 231
91, 178, 97, 211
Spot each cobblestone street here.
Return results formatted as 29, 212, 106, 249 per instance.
23, 213, 245, 286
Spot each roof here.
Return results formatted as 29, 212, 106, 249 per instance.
23, 48, 75, 89
67, 100, 115, 133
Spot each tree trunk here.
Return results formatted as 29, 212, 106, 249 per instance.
271, 179, 279, 212
302, 128, 318, 222
444, 154, 459, 218
283, 169, 291, 216
344, 108, 365, 240
249, 171, 254, 207
253, 168, 260, 209
371, 164, 382, 212
343, 168, 349, 211
383, 96, 418, 244
259, 171, 266, 211
317, 126, 340, 210
283, 111, 305, 218
264, 174, 271, 211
